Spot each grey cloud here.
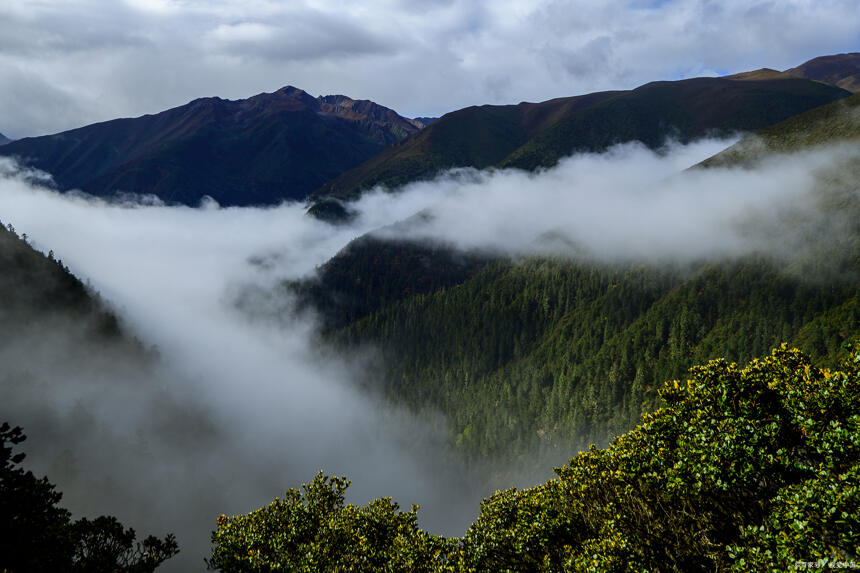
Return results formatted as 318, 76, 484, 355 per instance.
203, 13, 396, 63
1, 0, 858, 135
0, 63, 92, 138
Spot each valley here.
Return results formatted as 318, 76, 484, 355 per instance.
0, 45, 858, 571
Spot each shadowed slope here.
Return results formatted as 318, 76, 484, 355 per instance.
0, 87, 422, 206
312, 77, 849, 202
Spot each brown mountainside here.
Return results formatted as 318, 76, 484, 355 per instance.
785, 52, 860, 93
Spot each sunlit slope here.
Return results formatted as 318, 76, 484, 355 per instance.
209, 344, 860, 572
313, 76, 849, 202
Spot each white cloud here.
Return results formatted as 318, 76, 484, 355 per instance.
365, 139, 859, 265
0, 159, 486, 570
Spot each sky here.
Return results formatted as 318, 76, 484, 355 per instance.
1, 0, 859, 138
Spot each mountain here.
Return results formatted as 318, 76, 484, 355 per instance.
0, 87, 423, 206
722, 68, 796, 81
785, 52, 860, 93
0, 132, 10, 146
311, 76, 850, 203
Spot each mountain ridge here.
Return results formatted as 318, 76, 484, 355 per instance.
311, 76, 850, 203
0, 86, 423, 206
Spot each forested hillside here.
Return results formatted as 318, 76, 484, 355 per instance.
700, 92, 860, 167
318, 257, 858, 463
0, 220, 121, 341
293, 91, 860, 467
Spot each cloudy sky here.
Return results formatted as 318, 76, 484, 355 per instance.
1, 0, 859, 138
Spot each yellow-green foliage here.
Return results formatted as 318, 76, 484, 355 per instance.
207, 473, 451, 572
209, 343, 860, 572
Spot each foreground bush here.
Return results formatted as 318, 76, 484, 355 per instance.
0, 423, 178, 572
209, 343, 860, 571
207, 473, 451, 572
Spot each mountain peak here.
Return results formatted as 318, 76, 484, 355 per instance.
276, 85, 310, 97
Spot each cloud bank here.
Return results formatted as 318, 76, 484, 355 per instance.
1, 0, 859, 137
361, 139, 859, 269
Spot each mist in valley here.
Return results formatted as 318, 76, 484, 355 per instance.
0, 138, 856, 570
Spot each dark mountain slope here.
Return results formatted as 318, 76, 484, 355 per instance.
786, 52, 860, 93
0, 87, 422, 206
313, 90, 621, 201
0, 132, 10, 146
289, 234, 489, 331
0, 220, 122, 341
500, 76, 850, 170
313, 77, 848, 202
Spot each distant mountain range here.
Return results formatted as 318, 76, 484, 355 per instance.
0, 87, 423, 206
0, 132, 10, 146
0, 53, 857, 211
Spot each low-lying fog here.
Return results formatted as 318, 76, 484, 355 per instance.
0, 137, 856, 570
